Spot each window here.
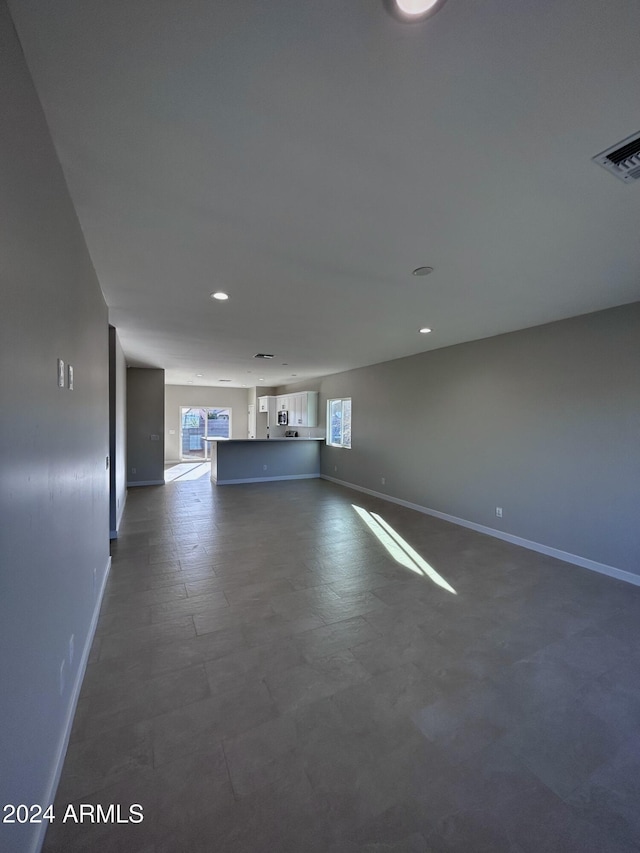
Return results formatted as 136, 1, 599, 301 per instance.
327, 398, 351, 448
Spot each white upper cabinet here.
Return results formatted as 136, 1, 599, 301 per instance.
282, 391, 317, 427
262, 393, 317, 426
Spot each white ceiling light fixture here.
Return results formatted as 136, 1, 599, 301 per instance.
419, 327, 432, 334
412, 266, 434, 276
210, 291, 229, 301
387, 0, 448, 22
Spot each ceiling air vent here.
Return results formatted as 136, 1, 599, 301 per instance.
253, 353, 275, 359
593, 131, 640, 183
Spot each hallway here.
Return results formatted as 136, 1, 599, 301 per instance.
45, 478, 640, 852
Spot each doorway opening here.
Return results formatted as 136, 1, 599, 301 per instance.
180, 407, 231, 460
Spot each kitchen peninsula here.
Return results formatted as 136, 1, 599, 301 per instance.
204, 437, 323, 485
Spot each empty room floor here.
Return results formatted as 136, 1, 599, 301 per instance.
44, 478, 640, 852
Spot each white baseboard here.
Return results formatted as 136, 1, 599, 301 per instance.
215, 473, 320, 485
126, 479, 165, 487
31, 555, 112, 853
321, 475, 640, 587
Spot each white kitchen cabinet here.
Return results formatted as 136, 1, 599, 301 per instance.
293, 393, 305, 427
299, 394, 306, 425
286, 391, 317, 427
289, 394, 300, 426
272, 391, 318, 427
258, 395, 275, 413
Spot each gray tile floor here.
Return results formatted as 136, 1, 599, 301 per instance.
44, 475, 640, 852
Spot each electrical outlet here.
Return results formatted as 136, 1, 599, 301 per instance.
334, 466, 338, 472
131, 467, 136, 474
496, 507, 503, 518
263, 464, 267, 471
381, 477, 385, 485
69, 634, 75, 666
59, 659, 65, 696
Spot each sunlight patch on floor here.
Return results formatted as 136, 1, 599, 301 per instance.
164, 462, 210, 483
352, 505, 457, 595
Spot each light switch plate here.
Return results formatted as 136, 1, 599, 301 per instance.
67, 364, 74, 390
57, 359, 65, 387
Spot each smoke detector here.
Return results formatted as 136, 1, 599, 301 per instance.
593, 131, 640, 184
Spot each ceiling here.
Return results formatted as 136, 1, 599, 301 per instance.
8, 0, 640, 387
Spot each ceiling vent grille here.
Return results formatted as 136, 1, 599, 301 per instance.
593, 131, 640, 183
253, 353, 275, 359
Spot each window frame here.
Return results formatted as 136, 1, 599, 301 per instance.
326, 397, 352, 449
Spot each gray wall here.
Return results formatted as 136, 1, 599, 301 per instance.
109, 326, 127, 535
0, 4, 110, 850
280, 304, 640, 576
164, 384, 250, 460
127, 368, 165, 485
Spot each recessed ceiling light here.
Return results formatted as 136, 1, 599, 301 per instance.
398, 0, 438, 12
195, 373, 203, 377
210, 291, 229, 301
219, 379, 232, 382
390, 0, 447, 21
412, 266, 434, 276
187, 380, 194, 384
419, 327, 432, 334
259, 378, 264, 381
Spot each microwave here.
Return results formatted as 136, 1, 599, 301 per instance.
277, 410, 288, 425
